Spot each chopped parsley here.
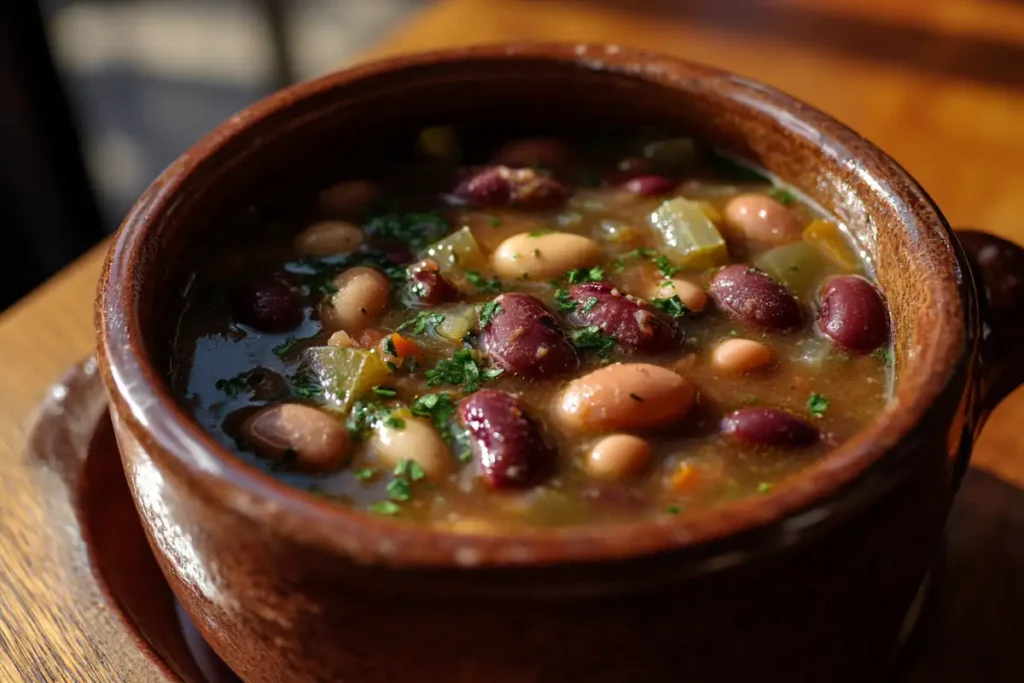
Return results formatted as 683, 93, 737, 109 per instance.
465, 270, 503, 293
478, 301, 503, 327
384, 415, 406, 429
369, 501, 401, 515
666, 505, 682, 515
570, 325, 617, 358
651, 294, 689, 319
527, 229, 552, 237
364, 211, 449, 248
872, 347, 894, 367
580, 297, 599, 314
565, 266, 605, 284
411, 393, 457, 433
386, 478, 411, 501
553, 288, 576, 312
214, 370, 260, 397
757, 482, 772, 493
394, 459, 426, 482
372, 386, 397, 397
488, 215, 502, 227
290, 370, 322, 399
612, 247, 656, 272
425, 349, 503, 392
272, 337, 300, 358
347, 398, 406, 438
383, 336, 398, 356
353, 468, 376, 481
654, 255, 679, 278
397, 311, 445, 335
768, 187, 797, 206
807, 393, 830, 418
386, 459, 426, 503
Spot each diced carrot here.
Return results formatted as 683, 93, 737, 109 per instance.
387, 333, 422, 359
668, 462, 700, 492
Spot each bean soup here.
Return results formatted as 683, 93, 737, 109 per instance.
171, 128, 893, 532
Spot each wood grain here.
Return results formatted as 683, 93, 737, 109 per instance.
0, 0, 1022, 679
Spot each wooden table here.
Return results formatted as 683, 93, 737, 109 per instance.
2, 1, 1023, 680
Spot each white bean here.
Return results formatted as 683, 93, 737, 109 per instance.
491, 231, 602, 280
712, 338, 773, 374
724, 194, 801, 244
240, 404, 348, 472
321, 266, 390, 333
586, 434, 652, 480
368, 415, 451, 479
650, 278, 708, 312
294, 220, 364, 256
559, 363, 696, 432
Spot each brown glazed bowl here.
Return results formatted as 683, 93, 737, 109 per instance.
95, 44, 1024, 682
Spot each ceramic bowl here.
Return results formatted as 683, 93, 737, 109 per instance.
95, 44, 1024, 682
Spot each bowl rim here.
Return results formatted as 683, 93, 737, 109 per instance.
96, 43, 969, 569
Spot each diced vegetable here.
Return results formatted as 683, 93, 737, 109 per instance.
650, 198, 729, 269
667, 462, 700, 492
417, 126, 460, 163
803, 219, 861, 271
423, 227, 487, 275
642, 138, 698, 172
695, 200, 723, 224
383, 333, 422, 360
300, 346, 391, 413
436, 304, 478, 342
753, 241, 830, 300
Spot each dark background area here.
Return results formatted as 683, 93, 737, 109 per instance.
0, 0, 420, 311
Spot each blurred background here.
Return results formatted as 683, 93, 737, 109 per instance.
1, 0, 426, 310
3, 0, 1023, 313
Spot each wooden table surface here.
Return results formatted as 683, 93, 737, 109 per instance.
2, 0, 1023, 680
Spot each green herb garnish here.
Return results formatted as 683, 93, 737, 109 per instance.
565, 266, 605, 284
369, 501, 401, 515
412, 393, 457, 434
872, 347, 894, 367
465, 270, 503, 293
272, 337, 299, 359
768, 187, 797, 206
757, 482, 772, 493
214, 370, 259, 397
478, 301, 503, 327
570, 325, 617, 358
426, 349, 502, 392
290, 370, 322, 399
666, 505, 682, 515
808, 393, 830, 418
353, 468, 376, 481
397, 311, 446, 335
553, 288, 576, 312
373, 386, 397, 397
527, 229, 552, 237
651, 294, 689, 319
580, 297, 599, 314
386, 478, 411, 501
654, 255, 679, 278
394, 459, 426, 482
364, 211, 449, 248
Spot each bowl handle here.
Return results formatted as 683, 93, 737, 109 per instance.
955, 229, 1024, 420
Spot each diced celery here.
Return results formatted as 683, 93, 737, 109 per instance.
803, 220, 861, 271
753, 242, 830, 301
423, 227, 487, 274
436, 305, 478, 342
301, 346, 391, 413
417, 126, 460, 163
695, 200, 723, 224
650, 198, 729, 269
643, 138, 698, 172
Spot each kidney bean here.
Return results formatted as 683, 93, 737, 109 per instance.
452, 165, 566, 209
720, 407, 819, 447
239, 403, 349, 472
492, 231, 602, 281
559, 362, 696, 432
481, 293, 577, 377
458, 390, 555, 489
621, 175, 676, 196
407, 259, 457, 304
724, 194, 801, 244
231, 274, 304, 332
568, 282, 676, 353
818, 276, 890, 353
492, 137, 574, 172
709, 265, 802, 331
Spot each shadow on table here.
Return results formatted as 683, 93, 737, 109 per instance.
893, 467, 1024, 682
532, 0, 1024, 90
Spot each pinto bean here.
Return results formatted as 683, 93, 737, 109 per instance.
481, 293, 577, 377
650, 278, 708, 313
240, 403, 349, 472
458, 390, 555, 489
720, 407, 819, 447
818, 276, 890, 353
621, 175, 676, 196
452, 165, 566, 209
709, 265, 802, 331
317, 180, 381, 220
320, 266, 390, 333
294, 220, 364, 256
586, 434, 652, 480
407, 259, 458, 304
712, 338, 773, 374
231, 274, 304, 332
368, 415, 451, 479
568, 282, 676, 353
491, 231, 603, 280
559, 363, 696, 432
724, 194, 801, 244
